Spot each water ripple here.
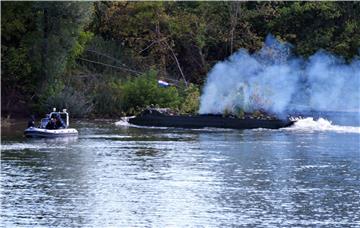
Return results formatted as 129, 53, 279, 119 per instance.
1, 121, 360, 227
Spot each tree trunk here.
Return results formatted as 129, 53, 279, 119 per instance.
41, 6, 49, 91
155, 21, 167, 78
164, 40, 188, 87
229, 2, 240, 55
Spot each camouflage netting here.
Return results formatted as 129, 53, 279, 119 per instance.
140, 107, 277, 120
140, 107, 179, 116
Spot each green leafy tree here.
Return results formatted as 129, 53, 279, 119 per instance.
268, 2, 360, 59
1, 2, 37, 115
1, 2, 93, 115
33, 2, 93, 91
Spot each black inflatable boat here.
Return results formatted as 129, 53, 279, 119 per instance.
128, 108, 294, 130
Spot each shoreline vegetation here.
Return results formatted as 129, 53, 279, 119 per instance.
2, 2, 359, 119
1, 116, 12, 128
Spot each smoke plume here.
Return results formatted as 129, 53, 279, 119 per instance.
199, 34, 360, 118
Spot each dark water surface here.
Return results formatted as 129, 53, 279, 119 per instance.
1, 119, 360, 227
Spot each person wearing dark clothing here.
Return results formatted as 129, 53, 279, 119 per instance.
45, 115, 66, 129
55, 117, 65, 129
27, 115, 35, 128
46, 118, 57, 129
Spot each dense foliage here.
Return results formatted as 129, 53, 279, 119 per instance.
1, 1, 359, 117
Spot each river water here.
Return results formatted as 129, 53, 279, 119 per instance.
1, 117, 360, 227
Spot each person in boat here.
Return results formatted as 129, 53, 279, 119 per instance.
27, 115, 35, 128
46, 117, 57, 129
55, 115, 66, 129
46, 113, 65, 129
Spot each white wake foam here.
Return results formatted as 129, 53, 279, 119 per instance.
287, 117, 360, 134
114, 117, 169, 129
114, 116, 134, 127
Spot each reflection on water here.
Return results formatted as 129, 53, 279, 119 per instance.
1, 120, 360, 227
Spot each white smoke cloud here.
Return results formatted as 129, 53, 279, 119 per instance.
199, 34, 360, 116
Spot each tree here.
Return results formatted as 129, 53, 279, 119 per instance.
1, 2, 93, 115
268, 2, 360, 59
1, 1, 37, 115
33, 2, 93, 91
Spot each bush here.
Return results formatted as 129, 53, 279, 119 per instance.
178, 84, 200, 114
91, 69, 201, 116
92, 80, 125, 116
42, 87, 93, 117
121, 69, 181, 115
